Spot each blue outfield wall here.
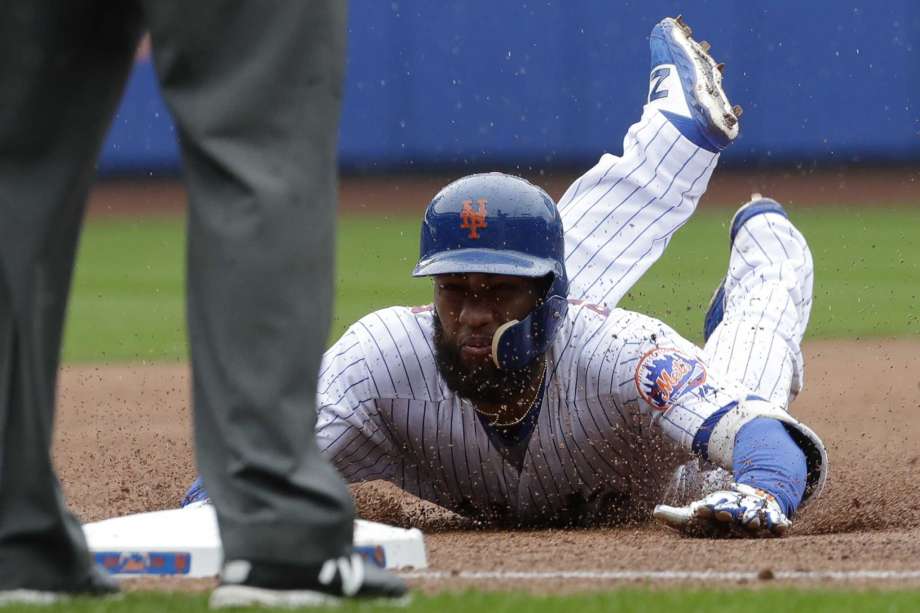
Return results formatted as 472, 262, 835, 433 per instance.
98, 1, 919, 175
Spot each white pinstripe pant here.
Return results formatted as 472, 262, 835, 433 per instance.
562, 108, 813, 413
702, 211, 814, 409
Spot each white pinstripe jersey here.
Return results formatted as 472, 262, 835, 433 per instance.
316, 110, 751, 524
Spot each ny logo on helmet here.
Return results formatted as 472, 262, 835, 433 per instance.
460, 199, 488, 239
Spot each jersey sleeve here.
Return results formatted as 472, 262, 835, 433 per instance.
607, 311, 827, 503
608, 313, 746, 449
315, 327, 398, 483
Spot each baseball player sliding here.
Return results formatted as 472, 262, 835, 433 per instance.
185, 16, 827, 537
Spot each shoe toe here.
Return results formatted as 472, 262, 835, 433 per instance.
359, 562, 409, 598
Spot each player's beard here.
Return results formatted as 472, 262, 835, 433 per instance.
432, 314, 542, 405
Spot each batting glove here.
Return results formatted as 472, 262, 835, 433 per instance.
653, 482, 791, 538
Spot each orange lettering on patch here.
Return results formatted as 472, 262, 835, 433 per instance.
656, 370, 677, 402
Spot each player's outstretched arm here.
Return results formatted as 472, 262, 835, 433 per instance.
649, 389, 826, 538
617, 314, 827, 538
653, 416, 807, 537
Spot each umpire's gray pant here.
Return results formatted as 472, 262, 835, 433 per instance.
0, 1, 353, 589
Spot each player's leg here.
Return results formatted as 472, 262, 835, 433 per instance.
0, 0, 142, 598
563, 16, 740, 308
666, 196, 813, 504
144, 1, 405, 604
702, 196, 813, 408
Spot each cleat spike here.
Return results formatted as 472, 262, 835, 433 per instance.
716, 63, 725, 74
724, 113, 738, 128
732, 104, 743, 118
674, 14, 693, 36
700, 40, 711, 52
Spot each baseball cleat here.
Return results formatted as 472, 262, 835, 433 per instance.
647, 16, 740, 151
209, 555, 409, 608
703, 195, 790, 341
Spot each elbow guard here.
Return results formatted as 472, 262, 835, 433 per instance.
702, 396, 828, 506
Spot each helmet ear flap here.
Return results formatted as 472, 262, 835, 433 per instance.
490, 319, 519, 368
491, 294, 569, 370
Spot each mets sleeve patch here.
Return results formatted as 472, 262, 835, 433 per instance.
635, 347, 707, 411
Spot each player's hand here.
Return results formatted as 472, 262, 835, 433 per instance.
653, 483, 791, 538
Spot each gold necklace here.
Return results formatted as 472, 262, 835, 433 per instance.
475, 366, 546, 428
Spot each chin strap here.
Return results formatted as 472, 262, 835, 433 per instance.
491, 295, 568, 370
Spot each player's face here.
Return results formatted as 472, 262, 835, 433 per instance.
432, 273, 545, 404
434, 273, 542, 366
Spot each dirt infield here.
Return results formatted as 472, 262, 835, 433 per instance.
53, 338, 920, 591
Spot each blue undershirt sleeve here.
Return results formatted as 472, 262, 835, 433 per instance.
732, 417, 807, 517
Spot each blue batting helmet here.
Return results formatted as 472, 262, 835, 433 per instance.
412, 172, 569, 370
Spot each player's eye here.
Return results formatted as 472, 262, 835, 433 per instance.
490, 283, 518, 296
438, 283, 465, 296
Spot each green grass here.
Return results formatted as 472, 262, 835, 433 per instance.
620, 206, 920, 339
63, 206, 920, 363
25, 588, 920, 612
65, 219, 187, 363
332, 215, 431, 337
